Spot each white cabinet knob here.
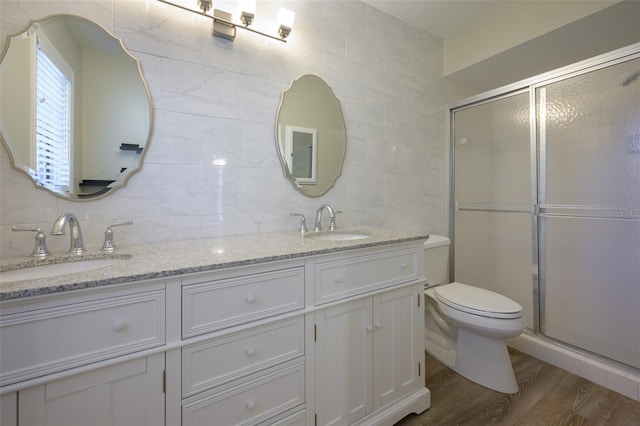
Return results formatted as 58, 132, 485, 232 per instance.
246, 294, 256, 304
334, 277, 342, 284
246, 348, 256, 357
367, 325, 373, 332
246, 400, 256, 411
400, 263, 407, 269
112, 320, 125, 332
374, 322, 382, 330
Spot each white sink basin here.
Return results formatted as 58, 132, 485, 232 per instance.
314, 233, 370, 241
0, 258, 127, 282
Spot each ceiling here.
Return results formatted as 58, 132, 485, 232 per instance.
361, 0, 509, 40
360, 0, 620, 41
361, 0, 639, 95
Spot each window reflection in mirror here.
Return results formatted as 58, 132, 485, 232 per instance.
0, 15, 152, 200
34, 36, 73, 193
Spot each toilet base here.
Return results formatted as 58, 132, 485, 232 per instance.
455, 328, 519, 394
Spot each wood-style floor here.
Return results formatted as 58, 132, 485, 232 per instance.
395, 349, 640, 425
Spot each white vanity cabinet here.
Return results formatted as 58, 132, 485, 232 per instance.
0, 232, 429, 426
18, 353, 165, 426
312, 247, 427, 426
178, 263, 307, 426
0, 282, 166, 426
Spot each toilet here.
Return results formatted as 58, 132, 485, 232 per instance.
423, 235, 525, 394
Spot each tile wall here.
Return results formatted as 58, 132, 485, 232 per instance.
0, 0, 446, 256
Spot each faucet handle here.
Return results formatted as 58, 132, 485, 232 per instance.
12, 226, 52, 259
101, 221, 133, 252
289, 213, 307, 233
329, 210, 342, 231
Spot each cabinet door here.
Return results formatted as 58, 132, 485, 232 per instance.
373, 285, 422, 408
315, 298, 373, 426
18, 354, 164, 426
1, 392, 17, 426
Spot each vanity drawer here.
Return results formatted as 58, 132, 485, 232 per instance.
0, 289, 165, 386
182, 360, 305, 426
182, 267, 304, 339
315, 248, 418, 304
182, 316, 304, 397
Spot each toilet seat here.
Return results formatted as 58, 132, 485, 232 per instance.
434, 282, 523, 319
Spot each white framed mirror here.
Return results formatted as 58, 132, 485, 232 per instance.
0, 15, 153, 200
285, 125, 317, 185
276, 74, 346, 197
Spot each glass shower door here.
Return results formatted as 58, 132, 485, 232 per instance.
538, 57, 640, 368
453, 91, 535, 329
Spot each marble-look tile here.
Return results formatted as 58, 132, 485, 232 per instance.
1, 0, 113, 33
201, 28, 271, 79
269, 43, 324, 84
134, 52, 163, 113
146, 110, 206, 165
237, 167, 293, 212
1, 0, 446, 257
365, 67, 402, 108
0, 148, 59, 225
157, 164, 239, 216
339, 98, 384, 139
343, 164, 384, 210
161, 58, 238, 118
114, 0, 203, 63
201, 213, 260, 238
237, 75, 284, 123
324, 54, 367, 101
295, 0, 345, 59
384, 174, 417, 209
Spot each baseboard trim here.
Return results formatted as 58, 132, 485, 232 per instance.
508, 333, 640, 402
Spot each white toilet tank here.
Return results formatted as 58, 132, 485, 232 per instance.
423, 235, 451, 286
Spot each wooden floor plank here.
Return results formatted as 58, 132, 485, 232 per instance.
395, 350, 640, 425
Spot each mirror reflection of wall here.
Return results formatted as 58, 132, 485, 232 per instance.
276, 74, 346, 197
0, 15, 152, 200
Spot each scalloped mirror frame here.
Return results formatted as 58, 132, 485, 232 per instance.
275, 74, 347, 197
0, 14, 153, 201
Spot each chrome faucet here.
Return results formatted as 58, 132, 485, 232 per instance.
50, 213, 85, 255
314, 204, 341, 232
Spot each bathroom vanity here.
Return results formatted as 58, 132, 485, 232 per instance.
0, 227, 430, 426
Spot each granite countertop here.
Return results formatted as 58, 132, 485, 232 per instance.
0, 227, 428, 301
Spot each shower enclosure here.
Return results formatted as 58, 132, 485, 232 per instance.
451, 45, 640, 370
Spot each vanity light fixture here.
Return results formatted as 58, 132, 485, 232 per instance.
239, 0, 256, 26
277, 7, 295, 39
157, 0, 294, 42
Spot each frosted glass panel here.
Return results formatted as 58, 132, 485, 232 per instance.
543, 217, 640, 368
454, 211, 534, 329
454, 92, 531, 205
539, 58, 640, 207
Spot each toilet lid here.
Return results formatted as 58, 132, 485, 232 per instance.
434, 282, 523, 319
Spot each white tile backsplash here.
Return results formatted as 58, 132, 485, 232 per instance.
0, 0, 446, 256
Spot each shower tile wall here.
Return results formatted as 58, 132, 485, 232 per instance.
0, 0, 446, 256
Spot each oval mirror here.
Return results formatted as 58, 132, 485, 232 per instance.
276, 74, 346, 197
0, 15, 152, 200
